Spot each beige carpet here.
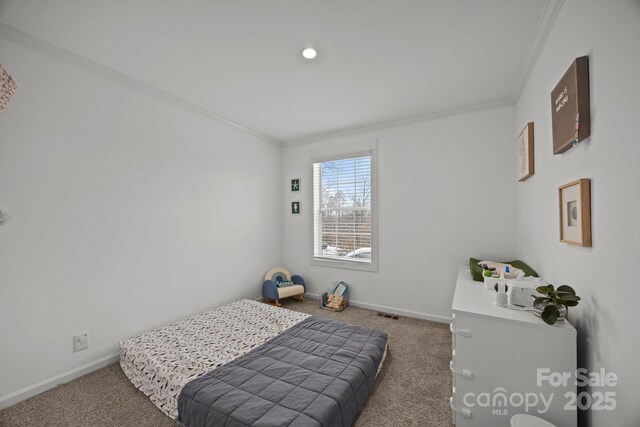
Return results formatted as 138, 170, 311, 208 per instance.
0, 299, 453, 427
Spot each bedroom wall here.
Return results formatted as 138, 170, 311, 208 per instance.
282, 105, 517, 321
0, 39, 282, 405
514, 0, 640, 425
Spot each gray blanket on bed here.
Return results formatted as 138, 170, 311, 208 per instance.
177, 316, 388, 427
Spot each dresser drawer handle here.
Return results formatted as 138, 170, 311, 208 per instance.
450, 360, 473, 379
451, 327, 472, 337
449, 397, 472, 418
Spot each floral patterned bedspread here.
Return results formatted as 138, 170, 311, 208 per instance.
119, 299, 310, 419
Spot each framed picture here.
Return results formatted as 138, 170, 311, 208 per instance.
291, 201, 301, 215
518, 122, 534, 181
558, 179, 591, 247
551, 56, 590, 154
291, 178, 300, 192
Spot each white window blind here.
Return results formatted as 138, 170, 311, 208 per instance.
313, 154, 373, 264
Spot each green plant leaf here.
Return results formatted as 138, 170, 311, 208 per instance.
536, 285, 552, 295
556, 292, 573, 298
541, 305, 559, 325
557, 285, 576, 295
557, 294, 580, 308
533, 297, 549, 308
557, 295, 580, 307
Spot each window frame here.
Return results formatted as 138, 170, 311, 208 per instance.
310, 149, 378, 272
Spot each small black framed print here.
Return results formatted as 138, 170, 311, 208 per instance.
291, 201, 301, 215
291, 178, 300, 192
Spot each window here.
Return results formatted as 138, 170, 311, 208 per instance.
313, 151, 376, 270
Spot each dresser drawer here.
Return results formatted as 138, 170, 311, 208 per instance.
451, 312, 577, 426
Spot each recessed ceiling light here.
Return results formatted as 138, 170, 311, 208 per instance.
302, 47, 317, 59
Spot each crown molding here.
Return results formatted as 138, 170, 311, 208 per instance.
0, 23, 283, 147
283, 97, 514, 146
511, 0, 565, 102
1, 0, 563, 149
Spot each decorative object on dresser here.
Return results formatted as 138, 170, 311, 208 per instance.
450, 266, 576, 427
508, 277, 543, 308
551, 56, 590, 154
0, 63, 17, 113
532, 283, 581, 325
558, 178, 591, 247
469, 257, 538, 282
517, 122, 534, 181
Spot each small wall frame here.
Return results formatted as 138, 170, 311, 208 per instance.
518, 122, 534, 181
291, 201, 301, 215
551, 56, 590, 154
558, 178, 591, 247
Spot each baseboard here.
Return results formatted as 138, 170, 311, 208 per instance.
0, 352, 120, 410
2, 296, 449, 410
304, 292, 452, 324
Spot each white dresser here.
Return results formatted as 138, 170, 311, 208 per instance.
450, 266, 577, 427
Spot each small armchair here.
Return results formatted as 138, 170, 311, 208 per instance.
262, 267, 306, 307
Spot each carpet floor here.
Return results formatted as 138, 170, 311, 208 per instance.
0, 298, 453, 427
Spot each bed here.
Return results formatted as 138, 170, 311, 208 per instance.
120, 299, 388, 426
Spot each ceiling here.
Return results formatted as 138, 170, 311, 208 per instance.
0, 0, 556, 144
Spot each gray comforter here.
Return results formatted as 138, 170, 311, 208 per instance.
178, 316, 388, 427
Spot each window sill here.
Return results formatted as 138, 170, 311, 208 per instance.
311, 257, 378, 272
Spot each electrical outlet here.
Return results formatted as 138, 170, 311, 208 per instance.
73, 332, 89, 352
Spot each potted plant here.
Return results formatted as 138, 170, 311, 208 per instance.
532, 284, 581, 325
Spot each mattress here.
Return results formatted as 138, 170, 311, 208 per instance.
119, 299, 310, 419
178, 316, 388, 427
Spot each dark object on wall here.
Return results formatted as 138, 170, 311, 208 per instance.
0, 64, 17, 113
518, 122, 535, 181
558, 178, 591, 247
551, 56, 590, 154
291, 178, 300, 192
291, 201, 300, 215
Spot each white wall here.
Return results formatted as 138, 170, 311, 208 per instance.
515, 1, 640, 425
0, 39, 282, 404
283, 106, 517, 321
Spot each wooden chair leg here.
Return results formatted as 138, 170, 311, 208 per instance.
275, 299, 281, 307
